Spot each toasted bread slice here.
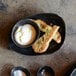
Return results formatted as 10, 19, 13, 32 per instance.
32, 42, 49, 53
35, 19, 61, 43
32, 25, 60, 53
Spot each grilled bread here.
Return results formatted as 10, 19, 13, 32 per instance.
32, 25, 60, 53
34, 19, 61, 43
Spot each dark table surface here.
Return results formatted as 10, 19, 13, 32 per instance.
0, 0, 76, 76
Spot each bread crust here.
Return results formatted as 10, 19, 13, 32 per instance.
32, 25, 60, 53
35, 19, 61, 43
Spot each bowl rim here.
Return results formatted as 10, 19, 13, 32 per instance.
11, 19, 40, 48
11, 66, 30, 76
37, 66, 55, 76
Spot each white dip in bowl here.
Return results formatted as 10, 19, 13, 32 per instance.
14, 24, 36, 46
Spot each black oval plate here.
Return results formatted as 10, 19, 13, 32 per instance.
9, 13, 66, 55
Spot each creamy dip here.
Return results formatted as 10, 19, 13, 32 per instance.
15, 24, 36, 45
